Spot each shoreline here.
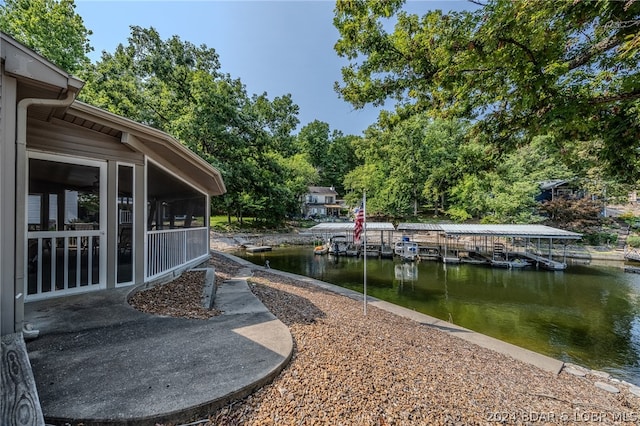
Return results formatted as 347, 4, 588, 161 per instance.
211, 229, 629, 264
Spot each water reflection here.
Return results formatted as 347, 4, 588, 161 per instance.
239, 248, 640, 385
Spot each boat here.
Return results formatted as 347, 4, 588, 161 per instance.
418, 246, 440, 261
328, 236, 348, 255
313, 245, 328, 255
394, 240, 419, 261
345, 243, 360, 257
490, 257, 531, 269
459, 251, 490, 265
245, 245, 272, 253
364, 244, 380, 258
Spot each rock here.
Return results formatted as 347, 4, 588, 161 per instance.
591, 370, 611, 379
629, 385, 640, 397
595, 381, 620, 393
564, 366, 587, 377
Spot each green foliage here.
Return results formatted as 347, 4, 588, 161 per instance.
582, 232, 618, 246
334, 0, 640, 181
294, 121, 360, 194
627, 235, 640, 248
80, 26, 308, 225
0, 0, 92, 73
619, 212, 638, 225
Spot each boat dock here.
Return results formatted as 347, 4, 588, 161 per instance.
307, 222, 582, 271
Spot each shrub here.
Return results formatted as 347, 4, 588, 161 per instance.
619, 211, 637, 223
582, 232, 618, 246
628, 235, 640, 248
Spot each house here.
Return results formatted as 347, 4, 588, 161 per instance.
302, 186, 341, 218
0, 33, 226, 337
537, 179, 582, 203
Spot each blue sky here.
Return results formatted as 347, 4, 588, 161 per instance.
75, 1, 476, 136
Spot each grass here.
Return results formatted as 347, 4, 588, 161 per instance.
210, 215, 316, 231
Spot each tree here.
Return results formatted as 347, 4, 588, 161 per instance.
420, 118, 469, 216
295, 120, 360, 195
0, 0, 92, 73
296, 120, 332, 177
334, 0, 640, 180
445, 134, 578, 223
344, 116, 461, 217
81, 26, 302, 224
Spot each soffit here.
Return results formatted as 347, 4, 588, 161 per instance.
63, 102, 226, 196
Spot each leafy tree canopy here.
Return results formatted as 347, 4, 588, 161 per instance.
80, 26, 309, 224
295, 120, 360, 195
0, 0, 92, 73
334, 0, 640, 180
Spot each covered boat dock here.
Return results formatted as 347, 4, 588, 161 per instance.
308, 222, 396, 257
397, 223, 583, 270
305, 222, 582, 269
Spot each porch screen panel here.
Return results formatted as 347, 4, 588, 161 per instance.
117, 165, 134, 284
27, 158, 103, 298
146, 163, 208, 279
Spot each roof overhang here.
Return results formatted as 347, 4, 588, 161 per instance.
309, 222, 395, 233
2, 32, 84, 125
68, 101, 226, 196
1, 32, 83, 95
397, 223, 582, 240
1, 32, 224, 196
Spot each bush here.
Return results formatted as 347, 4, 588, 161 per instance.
628, 235, 640, 248
619, 211, 637, 223
582, 232, 618, 246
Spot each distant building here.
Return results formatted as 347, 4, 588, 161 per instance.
537, 180, 583, 202
302, 186, 342, 218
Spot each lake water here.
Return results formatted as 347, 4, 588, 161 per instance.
236, 247, 640, 386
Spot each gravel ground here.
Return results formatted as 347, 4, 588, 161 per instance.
129, 270, 221, 319
188, 251, 639, 425
133, 233, 640, 425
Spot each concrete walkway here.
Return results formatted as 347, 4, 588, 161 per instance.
24, 267, 292, 425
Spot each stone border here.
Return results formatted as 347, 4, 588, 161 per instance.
192, 267, 216, 309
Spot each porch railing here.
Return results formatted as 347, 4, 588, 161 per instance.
26, 230, 102, 300
146, 227, 209, 279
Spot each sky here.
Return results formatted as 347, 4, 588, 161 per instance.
74, 1, 476, 136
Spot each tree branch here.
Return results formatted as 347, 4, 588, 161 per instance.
566, 35, 621, 70
498, 37, 540, 68
589, 88, 640, 104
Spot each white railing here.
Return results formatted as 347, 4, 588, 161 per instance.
26, 230, 102, 300
146, 227, 209, 279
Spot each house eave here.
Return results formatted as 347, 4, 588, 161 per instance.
1, 32, 84, 94
68, 101, 226, 196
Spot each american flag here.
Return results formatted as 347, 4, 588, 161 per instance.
353, 203, 364, 243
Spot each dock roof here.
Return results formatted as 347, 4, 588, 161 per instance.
308, 222, 395, 233
397, 223, 582, 240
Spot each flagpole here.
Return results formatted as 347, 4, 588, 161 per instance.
363, 190, 367, 316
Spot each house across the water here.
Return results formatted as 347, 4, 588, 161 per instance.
302, 186, 342, 218
0, 33, 226, 337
